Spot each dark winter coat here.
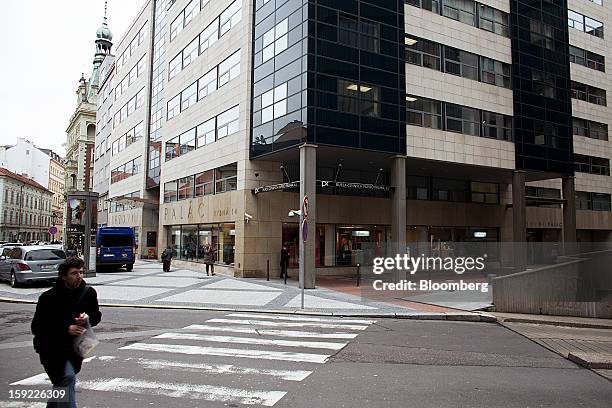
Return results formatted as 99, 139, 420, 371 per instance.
31, 280, 101, 377
280, 248, 289, 268
161, 248, 174, 261
202, 247, 215, 264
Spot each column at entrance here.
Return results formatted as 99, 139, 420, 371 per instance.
391, 155, 407, 281
300, 144, 317, 289
562, 175, 577, 255
512, 170, 527, 271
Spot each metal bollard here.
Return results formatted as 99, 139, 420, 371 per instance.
356, 263, 360, 287
267, 259, 270, 281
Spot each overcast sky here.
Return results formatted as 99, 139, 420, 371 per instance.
0, 0, 146, 156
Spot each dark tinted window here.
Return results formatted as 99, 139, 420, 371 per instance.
101, 235, 133, 247
25, 249, 66, 261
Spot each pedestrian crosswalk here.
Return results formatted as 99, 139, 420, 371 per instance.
11, 312, 376, 406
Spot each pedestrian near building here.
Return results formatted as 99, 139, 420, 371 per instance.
31, 257, 101, 408
280, 246, 289, 279
203, 243, 215, 276
161, 246, 173, 272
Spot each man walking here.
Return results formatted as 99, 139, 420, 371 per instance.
161, 246, 174, 272
31, 257, 101, 408
203, 243, 215, 276
280, 245, 289, 279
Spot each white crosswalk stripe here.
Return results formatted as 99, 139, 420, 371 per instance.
154, 332, 348, 350
183, 324, 359, 339
227, 313, 376, 324
13, 312, 375, 406
206, 318, 370, 330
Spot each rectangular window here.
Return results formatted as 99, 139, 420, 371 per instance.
262, 18, 289, 63
338, 80, 379, 117
445, 103, 480, 136
215, 163, 238, 193
197, 117, 216, 146
199, 18, 219, 53
219, 0, 241, 36
194, 170, 214, 197
180, 128, 196, 155
197, 67, 217, 99
572, 117, 608, 140
532, 71, 556, 98
444, 46, 478, 80
480, 57, 511, 88
406, 96, 443, 129
218, 50, 240, 87
183, 0, 199, 27
338, 14, 380, 52
170, 12, 184, 41
164, 181, 178, 203
136, 88, 145, 109
478, 4, 509, 36
182, 38, 199, 69
433, 178, 468, 202
482, 111, 512, 141
443, 0, 476, 26
165, 136, 180, 161
572, 81, 607, 105
584, 16, 604, 38
406, 0, 440, 13
261, 82, 288, 123
181, 82, 198, 111
569, 45, 586, 66
216, 106, 240, 138
167, 94, 181, 120
178, 176, 194, 200
405, 36, 441, 70
471, 182, 499, 204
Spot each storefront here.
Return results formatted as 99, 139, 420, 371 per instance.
168, 223, 235, 266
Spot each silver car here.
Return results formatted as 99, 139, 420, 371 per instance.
0, 246, 66, 288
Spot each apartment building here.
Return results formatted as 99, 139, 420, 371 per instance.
94, 0, 611, 281
0, 168, 54, 242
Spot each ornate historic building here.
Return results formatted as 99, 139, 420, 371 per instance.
65, 3, 113, 195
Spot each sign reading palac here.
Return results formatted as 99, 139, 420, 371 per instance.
162, 198, 238, 224
252, 180, 390, 195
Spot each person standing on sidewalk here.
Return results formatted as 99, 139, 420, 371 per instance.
31, 257, 101, 408
280, 246, 289, 279
161, 246, 173, 272
203, 243, 215, 276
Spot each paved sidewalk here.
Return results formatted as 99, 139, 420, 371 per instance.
496, 313, 612, 380
0, 261, 493, 319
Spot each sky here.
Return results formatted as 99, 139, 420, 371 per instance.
0, 0, 146, 156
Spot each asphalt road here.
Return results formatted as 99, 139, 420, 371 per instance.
0, 302, 610, 407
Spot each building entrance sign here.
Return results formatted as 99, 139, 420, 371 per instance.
252, 180, 390, 194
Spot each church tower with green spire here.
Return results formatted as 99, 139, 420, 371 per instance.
89, 1, 113, 97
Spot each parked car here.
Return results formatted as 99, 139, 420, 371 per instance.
0, 246, 66, 288
96, 227, 135, 271
1, 242, 23, 248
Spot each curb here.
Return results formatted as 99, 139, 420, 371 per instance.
568, 352, 612, 370
0, 296, 497, 322
496, 317, 612, 330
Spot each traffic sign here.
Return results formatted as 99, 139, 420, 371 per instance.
49, 226, 58, 235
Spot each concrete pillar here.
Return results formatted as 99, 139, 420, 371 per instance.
562, 175, 577, 255
299, 144, 317, 289
391, 156, 407, 280
512, 170, 527, 271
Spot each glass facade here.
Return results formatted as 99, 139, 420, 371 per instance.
510, 0, 573, 174
251, 0, 406, 157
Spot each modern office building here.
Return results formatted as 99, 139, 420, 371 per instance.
94, 0, 611, 281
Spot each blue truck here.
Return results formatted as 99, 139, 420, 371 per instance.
96, 227, 136, 271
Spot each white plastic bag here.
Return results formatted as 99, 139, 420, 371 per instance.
73, 322, 99, 358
